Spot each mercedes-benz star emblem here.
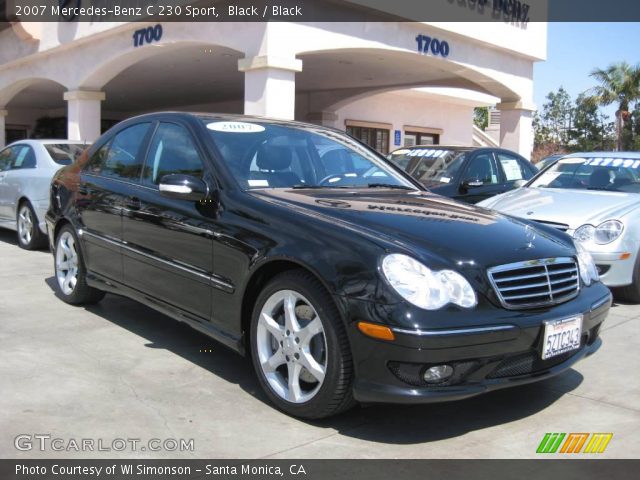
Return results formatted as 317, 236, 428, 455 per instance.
524, 225, 536, 249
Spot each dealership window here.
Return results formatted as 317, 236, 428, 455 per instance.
345, 120, 390, 154
403, 126, 443, 147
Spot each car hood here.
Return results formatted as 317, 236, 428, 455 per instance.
479, 187, 640, 229
251, 188, 574, 270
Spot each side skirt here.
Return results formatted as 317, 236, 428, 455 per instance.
86, 270, 245, 355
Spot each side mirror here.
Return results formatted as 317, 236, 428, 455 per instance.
159, 174, 208, 202
461, 178, 484, 190
513, 179, 527, 188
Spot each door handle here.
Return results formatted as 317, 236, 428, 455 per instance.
123, 196, 141, 210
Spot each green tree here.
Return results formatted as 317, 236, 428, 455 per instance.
571, 93, 615, 151
473, 107, 488, 130
533, 87, 573, 149
586, 62, 640, 151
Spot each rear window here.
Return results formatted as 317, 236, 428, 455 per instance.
44, 144, 86, 165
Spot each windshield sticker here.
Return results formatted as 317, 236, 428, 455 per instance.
500, 158, 523, 181
207, 122, 265, 133
248, 179, 269, 187
439, 176, 451, 183
407, 149, 450, 158
583, 158, 640, 169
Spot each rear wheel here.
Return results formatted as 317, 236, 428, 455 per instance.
16, 201, 46, 250
250, 270, 356, 419
617, 252, 640, 303
54, 224, 105, 305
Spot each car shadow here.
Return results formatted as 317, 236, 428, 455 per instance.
43, 276, 583, 445
0, 228, 50, 252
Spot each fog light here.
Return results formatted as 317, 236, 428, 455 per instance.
423, 365, 454, 383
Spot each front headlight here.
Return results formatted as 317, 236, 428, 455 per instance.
574, 220, 623, 245
381, 254, 477, 310
574, 242, 599, 286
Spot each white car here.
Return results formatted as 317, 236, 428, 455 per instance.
0, 140, 86, 249
479, 152, 640, 302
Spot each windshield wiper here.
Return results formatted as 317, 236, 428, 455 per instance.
365, 183, 415, 190
290, 184, 349, 189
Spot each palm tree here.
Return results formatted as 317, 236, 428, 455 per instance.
586, 62, 640, 151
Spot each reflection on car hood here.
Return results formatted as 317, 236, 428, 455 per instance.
479, 187, 640, 228
252, 188, 574, 270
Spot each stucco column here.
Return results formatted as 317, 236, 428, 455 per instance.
497, 101, 535, 159
64, 90, 106, 143
238, 56, 302, 120
0, 109, 7, 148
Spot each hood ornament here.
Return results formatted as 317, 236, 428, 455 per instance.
524, 225, 536, 249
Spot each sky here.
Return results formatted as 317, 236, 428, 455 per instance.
534, 22, 640, 118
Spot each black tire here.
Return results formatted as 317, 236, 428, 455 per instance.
617, 252, 640, 303
249, 270, 356, 419
16, 201, 47, 250
53, 224, 105, 305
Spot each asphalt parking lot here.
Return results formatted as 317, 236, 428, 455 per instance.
1, 229, 638, 459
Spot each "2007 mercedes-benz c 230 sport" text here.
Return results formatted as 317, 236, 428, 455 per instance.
46, 112, 611, 419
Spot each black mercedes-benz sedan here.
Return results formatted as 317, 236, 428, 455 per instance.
388, 146, 537, 203
46, 112, 610, 419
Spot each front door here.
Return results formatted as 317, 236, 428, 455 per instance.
456, 152, 506, 203
121, 121, 213, 321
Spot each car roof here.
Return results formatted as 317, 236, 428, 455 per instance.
9, 139, 86, 146
118, 111, 341, 131
562, 151, 640, 159
393, 145, 475, 151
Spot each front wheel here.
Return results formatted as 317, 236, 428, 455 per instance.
54, 224, 105, 305
250, 270, 356, 419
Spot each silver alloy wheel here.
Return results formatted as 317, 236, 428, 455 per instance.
55, 231, 79, 296
17, 205, 34, 245
256, 290, 328, 404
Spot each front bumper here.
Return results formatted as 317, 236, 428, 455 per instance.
591, 251, 636, 287
343, 284, 611, 404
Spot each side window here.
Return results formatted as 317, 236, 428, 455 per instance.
142, 123, 204, 186
86, 142, 111, 175
0, 146, 18, 171
86, 123, 150, 180
497, 152, 531, 182
464, 153, 500, 185
11, 145, 36, 169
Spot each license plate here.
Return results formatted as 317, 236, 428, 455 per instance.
541, 315, 583, 360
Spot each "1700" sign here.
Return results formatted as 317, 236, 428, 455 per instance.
415, 34, 450, 58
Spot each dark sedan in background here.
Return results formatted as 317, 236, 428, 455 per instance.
388, 146, 537, 203
46, 113, 609, 419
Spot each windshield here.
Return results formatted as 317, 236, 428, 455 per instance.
44, 144, 86, 165
388, 148, 467, 184
529, 156, 640, 193
202, 120, 416, 190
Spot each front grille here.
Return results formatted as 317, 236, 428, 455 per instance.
487, 334, 588, 379
487, 349, 578, 379
530, 219, 570, 232
488, 257, 580, 309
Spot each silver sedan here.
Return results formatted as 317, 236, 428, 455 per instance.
0, 140, 86, 249
479, 152, 640, 302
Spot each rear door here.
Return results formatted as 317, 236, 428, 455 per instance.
121, 121, 214, 321
77, 122, 152, 283
0, 145, 33, 221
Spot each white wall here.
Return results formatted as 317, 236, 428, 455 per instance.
332, 90, 475, 147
